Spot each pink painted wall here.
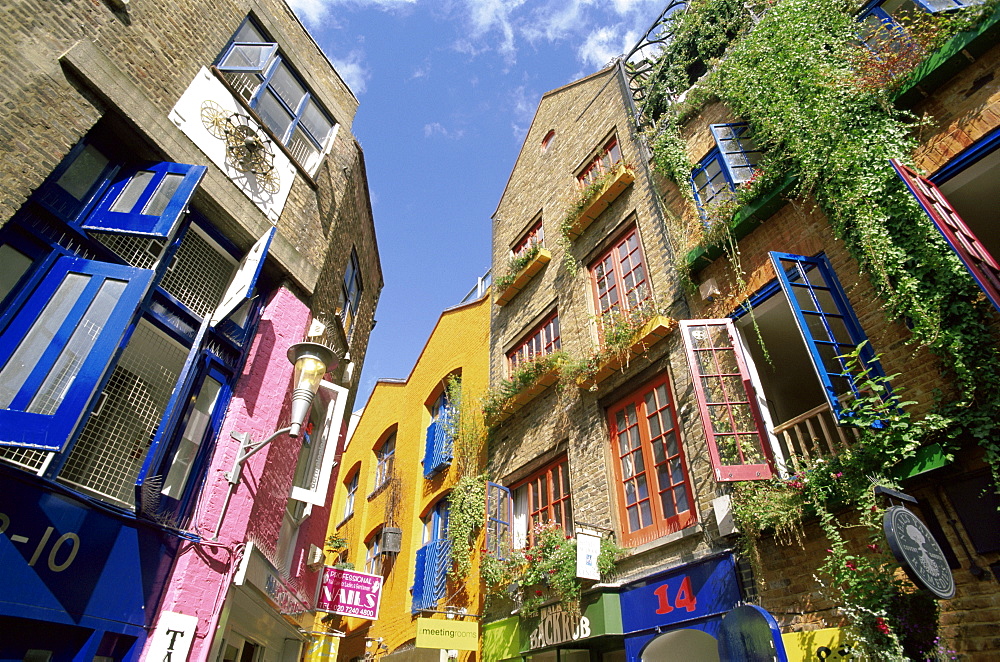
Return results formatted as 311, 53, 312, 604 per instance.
144, 286, 317, 661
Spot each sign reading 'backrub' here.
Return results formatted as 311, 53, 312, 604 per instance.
415, 617, 479, 651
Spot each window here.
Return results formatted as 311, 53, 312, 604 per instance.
578, 137, 622, 188
857, 0, 982, 53
217, 18, 336, 173
485, 482, 512, 559
507, 311, 561, 373
0, 132, 269, 519
892, 157, 1000, 313
590, 227, 650, 335
412, 500, 450, 613
511, 218, 544, 259
691, 123, 762, 218
290, 381, 348, 506
423, 384, 455, 478
680, 252, 886, 481
340, 248, 363, 338
607, 374, 695, 546
343, 469, 359, 520
373, 432, 396, 491
511, 457, 573, 548
366, 529, 384, 576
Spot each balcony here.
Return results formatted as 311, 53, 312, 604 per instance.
772, 402, 861, 474
422, 415, 454, 478
562, 163, 636, 241
576, 315, 677, 390
494, 248, 552, 306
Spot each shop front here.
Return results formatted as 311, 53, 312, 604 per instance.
620, 552, 743, 662
483, 591, 624, 662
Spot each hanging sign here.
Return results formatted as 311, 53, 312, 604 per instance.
576, 531, 601, 580
415, 617, 479, 651
883, 506, 955, 599
316, 566, 384, 620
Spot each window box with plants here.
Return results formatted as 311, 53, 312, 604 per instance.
561, 162, 636, 242
494, 245, 553, 306
570, 306, 677, 390
483, 351, 566, 426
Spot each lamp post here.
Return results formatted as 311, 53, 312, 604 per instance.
212, 340, 339, 538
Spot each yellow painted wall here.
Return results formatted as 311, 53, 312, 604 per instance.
318, 293, 491, 660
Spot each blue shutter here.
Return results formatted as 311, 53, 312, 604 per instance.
411, 543, 429, 614
769, 252, 885, 418
0, 256, 154, 451
212, 227, 276, 327
422, 420, 437, 477
82, 162, 207, 238
422, 414, 454, 478
433, 538, 452, 604
486, 482, 512, 559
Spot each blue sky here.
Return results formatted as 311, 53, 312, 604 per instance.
287, 0, 666, 407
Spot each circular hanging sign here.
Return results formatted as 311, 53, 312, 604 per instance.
883, 506, 955, 599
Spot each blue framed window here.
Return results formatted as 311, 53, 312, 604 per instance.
422, 386, 455, 478
374, 432, 396, 491
343, 469, 359, 520
858, 0, 982, 49
412, 500, 451, 613
770, 252, 886, 418
485, 482, 511, 559
691, 123, 761, 218
0, 133, 269, 519
217, 18, 336, 173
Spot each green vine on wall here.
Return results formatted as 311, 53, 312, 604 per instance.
640, 0, 1000, 655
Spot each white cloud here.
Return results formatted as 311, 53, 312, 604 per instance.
423, 122, 466, 140
331, 51, 371, 95
287, 0, 417, 27
456, 0, 529, 63
577, 25, 639, 70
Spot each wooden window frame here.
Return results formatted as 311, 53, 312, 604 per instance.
607, 371, 696, 546
578, 136, 622, 188
513, 456, 573, 547
506, 311, 561, 374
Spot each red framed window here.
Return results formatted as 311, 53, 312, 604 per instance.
514, 457, 573, 546
679, 319, 774, 482
507, 311, 561, 373
578, 137, 622, 188
590, 228, 649, 335
608, 372, 695, 546
512, 218, 544, 259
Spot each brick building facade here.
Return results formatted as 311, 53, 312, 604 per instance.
0, 1, 381, 659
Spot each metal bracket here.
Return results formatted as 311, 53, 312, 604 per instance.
225, 427, 292, 485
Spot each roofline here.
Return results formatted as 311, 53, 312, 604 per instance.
490, 65, 618, 220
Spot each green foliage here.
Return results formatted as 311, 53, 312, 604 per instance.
494, 243, 542, 293
485, 523, 626, 617
559, 163, 635, 274
447, 473, 487, 580
482, 351, 568, 425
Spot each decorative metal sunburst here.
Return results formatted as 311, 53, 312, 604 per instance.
200, 101, 280, 194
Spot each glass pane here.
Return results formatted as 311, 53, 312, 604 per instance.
0, 244, 33, 303
142, 173, 184, 216
110, 171, 155, 213
624, 479, 637, 505
301, 99, 333, 143
628, 504, 640, 531
661, 488, 676, 519
268, 62, 307, 113
675, 485, 690, 513
255, 89, 294, 140
56, 145, 109, 201
639, 500, 652, 528
233, 21, 267, 43
0, 272, 90, 408
28, 278, 128, 415
221, 44, 274, 70
664, 430, 678, 457
621, 453, 635, 480
161, 376, 222, 498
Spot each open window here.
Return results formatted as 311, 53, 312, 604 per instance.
485, 481, 512, 559
510, 456, 574, 549
691, 123, 762, 218
682, 252, 884, 481
290, 381, 349, 506
892, 156, 1000, 313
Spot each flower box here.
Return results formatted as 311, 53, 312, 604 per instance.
576, 315, 678, 390
564, 163, 636, 241
487, 363, 561, 426
495, 248, 552, 306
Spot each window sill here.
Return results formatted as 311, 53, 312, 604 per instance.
336, 512, 354, 529
563, 163, 636, 241
494, 248, 552, 306
894, 3, 1000, 108
576, 315, 678, 390
630, 522, 703, 556
367, 481, 389, 501
486, 361, 563, 426
684, 173, 797, 273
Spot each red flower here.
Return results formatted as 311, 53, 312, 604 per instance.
535, 590, 543, 596
868, 543, 879, 552
875, 617, 890, 635
845, 560, 857, 571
